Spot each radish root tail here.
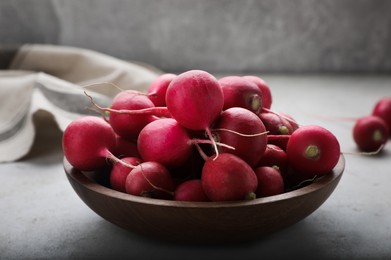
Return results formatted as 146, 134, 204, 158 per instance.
138, 164, 175, 197
206, 127, 220, 160
212, 128, 269, 137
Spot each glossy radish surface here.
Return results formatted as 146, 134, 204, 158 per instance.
353, 115, 389, 152
212, 107, 267, 167
256, 144, 288, 174
109, 91, 158, 140
166, 70, 224, 131
254, 166, 285, 197
219, 76, 263, 114
125, 161, 174, 199
137, 118, 193, 169
242, 75, 272, 109
110, 157, 142, 193
62, 116, 117, 171
174, 179, 209, 202
259, 112, 294, 135
201, 153, 258, 201
147, 73, 176, 107
372, 97, 391, 131
286, 125, 340, 178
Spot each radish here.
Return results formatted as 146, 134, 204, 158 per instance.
372, 97, 391, 132
137, 118, 192, 169
108, 90, 159, 140
201, 153, 258, 201
110, 157, 142, 193
218, 76, 263, 114
267, 134, 291, 151
353, 115, 389, 152
286, 125, 340, 178
137, 118, 234, 169
259, 111, 294, 135
174, 179, 209, 202
165, 70, 224, 157
279, 112, 300, 131
256, 144, 288, 174
254, 166, 284, 197
147, 73, 177, 107
242, 75, 272, 109
114, 135, 140, 158
211, 107, 268, 167
63, 116, 128, 171
125, 161, 174, 199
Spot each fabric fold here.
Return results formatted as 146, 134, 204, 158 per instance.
0, 44, 161, 162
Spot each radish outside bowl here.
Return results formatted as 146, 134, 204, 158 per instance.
63, 154, 345, 244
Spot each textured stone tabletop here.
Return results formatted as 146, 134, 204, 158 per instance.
1, 74, 391, 259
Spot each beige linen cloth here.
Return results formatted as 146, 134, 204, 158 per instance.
0, 44, 160, 162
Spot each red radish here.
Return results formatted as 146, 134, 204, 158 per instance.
256, 144, 288, 174
114, 135, 140, 158
137, 118, 233, 169
137, 118, 193, 168
109, 90, 159, 140
174, 179, 209, 202
286, 125, 340, 178
125, 161, 174, 199
201, 153, 258, 201
165, 70, 224, 156
372, 97, 391, 132
110, 157, 142, 193
254, 166, 284, 197
279, 112, 300, 131
62, 116, 121, 171
242, 75, 272, 109
267, 134, 291, 151
147, 73, 177, 107
211, 107, 268, 167
218, 76, 263, 114
259, 112, 294, 135
353, 115, 389, 152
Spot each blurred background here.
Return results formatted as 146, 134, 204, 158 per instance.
1, 0, 390, 74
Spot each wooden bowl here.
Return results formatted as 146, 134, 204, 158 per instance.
64, 155, 345, 244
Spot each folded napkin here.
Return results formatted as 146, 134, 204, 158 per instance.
0, 44, 161, 162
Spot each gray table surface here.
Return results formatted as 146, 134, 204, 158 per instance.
1, 74, 391, 259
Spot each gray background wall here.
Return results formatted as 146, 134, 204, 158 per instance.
1, 0, 391, 73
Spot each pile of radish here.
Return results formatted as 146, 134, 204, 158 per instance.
63, 70, 348, 202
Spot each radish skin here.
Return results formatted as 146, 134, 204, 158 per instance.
62, 116, 118, 171
212, 107, 268, 167
201, 153, 258, 202
254, 166, 285, 197
166, 70, 224, 158
372, 97, 391, 132
138, 118, 234, 169
174, 179, 209, 202
147, 73, 177, 107
110, 157, 142, 193
256, 144, 288, 174
353, 115, 389, 152
125, 161, 174, 199
219, 76, 263, 114
242, 75, 272, 109
286, 125, 340, 177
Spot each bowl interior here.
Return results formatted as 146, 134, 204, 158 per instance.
64, 155, 345, 244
